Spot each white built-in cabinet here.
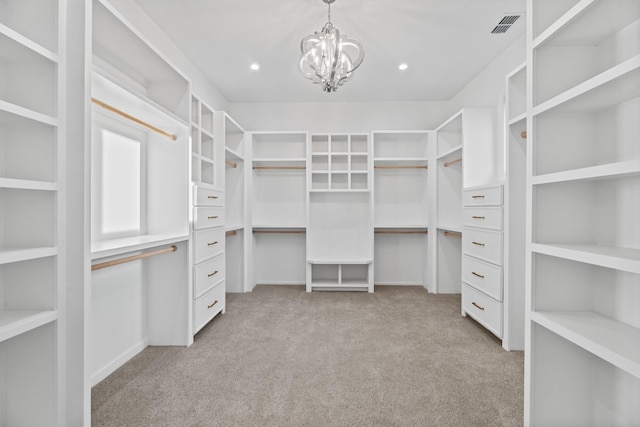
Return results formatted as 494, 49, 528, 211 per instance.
526, 0, 640, 425
0, 0, 62, 424
307, 134, 374, 292
220, 113, 249, 293
373, 131, 431, 287
90, 0, 192, 388
249, 132, 308, 287
190, 96, 225, 334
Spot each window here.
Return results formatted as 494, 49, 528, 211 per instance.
92, 112, 147, 241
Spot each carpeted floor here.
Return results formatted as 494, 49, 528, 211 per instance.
92, 286, 524, 426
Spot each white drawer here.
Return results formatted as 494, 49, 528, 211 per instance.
463, 227, 502, 266
194, 253, 225, 298
462, 255, 503, 301
193, 206, 225, 229
193, 228, 225, 264
463, 207, 503, 231
463, 185, 503, 206
194, 185, 224, 207
462, 283, 502, 338
193, 281, 225, 333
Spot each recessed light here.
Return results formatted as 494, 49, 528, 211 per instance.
398, 63, 408, 71
250, 63, 260, 71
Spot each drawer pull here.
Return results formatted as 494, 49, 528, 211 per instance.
207, 196, 218, 199
472, 241, 485, 247
472, 302, 485, 311
208, 270, 219, 277
207, 300, 218, 309
472, 195, 485, 199
207, 241, 219, 246
472, 271, 485, 279
472, 216, 485, 219
208, 216, 219, 219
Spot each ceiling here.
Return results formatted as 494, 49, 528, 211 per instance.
133, 0, 526, 103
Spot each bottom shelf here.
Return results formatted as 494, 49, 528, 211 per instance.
0, 322, 57, 426
528, 322, 640, 426
307, 261, 373, 293
0, 310, 57, 343
531, 310, 640, 378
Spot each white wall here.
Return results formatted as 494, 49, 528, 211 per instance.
229, 101, 451, 132
104, 0, 229, 111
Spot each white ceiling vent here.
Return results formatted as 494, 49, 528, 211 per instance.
491, 15, 520, 34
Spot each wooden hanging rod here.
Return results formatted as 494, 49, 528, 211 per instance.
91, 245, 177, 271
253, 166, 306, 170
444, 158, 462, 167
521, 131, 527, 139
253, 229, 306, 234
375, 230, 428, 234
374, 165, 427, 170
226, 160, 238, 168
443, 231, 462, 238
226, 230, 237, 237
91, 98, 177, 141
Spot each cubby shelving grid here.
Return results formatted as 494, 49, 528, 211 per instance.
526, 0, 640, 424
310, 133, 370, 192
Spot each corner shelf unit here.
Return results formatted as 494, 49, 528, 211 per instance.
0, 0, 62, 424
434, 112, 464, 294
526, 0, 640, 425
503, 62, 527, 351
219, 112, 248, 293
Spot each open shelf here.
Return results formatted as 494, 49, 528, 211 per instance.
532, 311, 640, 379
0, 310, 57, 344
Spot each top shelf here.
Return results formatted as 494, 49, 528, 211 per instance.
0, 0, 58, 54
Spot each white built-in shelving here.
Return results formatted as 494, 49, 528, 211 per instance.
503, 62, 527, 351
0, 0, 62, 424
434, 112, 463, 294
526, 0, 640, 424
191, 96, 217, 185
249, 132, 308, 288
219, 112, 248, 293
307, 133, 373, 292
372, 131, 431, 287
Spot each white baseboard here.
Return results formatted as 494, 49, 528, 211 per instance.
91, 339, 148, 387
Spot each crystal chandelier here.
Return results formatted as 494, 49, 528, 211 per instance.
298, 0, 365, 92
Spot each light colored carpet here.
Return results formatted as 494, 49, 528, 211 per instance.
92, 286, 524, 426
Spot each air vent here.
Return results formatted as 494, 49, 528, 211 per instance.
491, 14, 520, 34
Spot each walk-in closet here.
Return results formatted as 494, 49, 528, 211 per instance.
1, 0, 637, 425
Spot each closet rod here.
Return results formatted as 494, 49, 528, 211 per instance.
226, 230, 237, 237
443, 231, 462, 238
375, 230, 428, 234
444, 158, 462, 167
252, 166, 306, 170
374, 165, 427, 170
521, 131, 527, 139
226, 160, 238, 168
91, 98, 177, 141
91, 245, 177, 271
253, 229, 306, 234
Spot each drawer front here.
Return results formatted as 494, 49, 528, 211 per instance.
462, 255, 503, 301
463, 185, 503, 206
462, 283, 502, 338
194, 253, 225, 298
194, 228, 225, 264
194, 206, 225, 230
194, 185, 224, 207
193, 281, 225, 333
463, 206, 503, 231
463, 228, 502, 266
